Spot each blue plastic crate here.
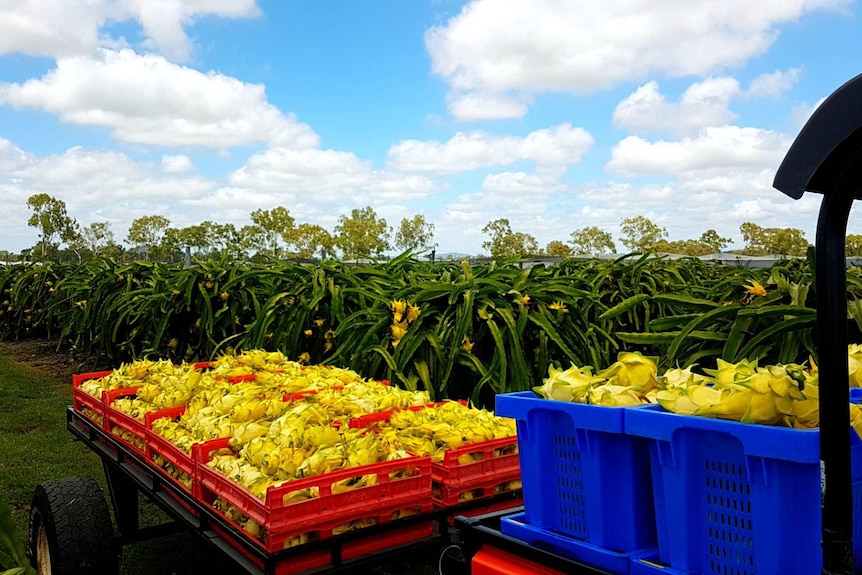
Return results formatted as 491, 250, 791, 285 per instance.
495, 391, 655, 552
625, 404, 862, 574
500, 512, 653, 575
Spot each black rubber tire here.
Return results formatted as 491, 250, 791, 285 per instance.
28, 477, 118, 575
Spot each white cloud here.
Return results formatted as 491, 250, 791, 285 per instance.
481, 171, 566, 195
446, 92, 531, 121
227, 147, 435, 203
0, 49, 319, 149
161, 154, 195, 173
0, 138, 33, 171
606, 126, 792, 177
747, 68, 802, 98
387, 124, 593, 175
0, 0, 260, 61
0, 139, 222, 248
613, 78, 741, 136
7, 146, 214, 205
426, 0, 847, 119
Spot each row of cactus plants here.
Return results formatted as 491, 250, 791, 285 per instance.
2, 253, 860, 404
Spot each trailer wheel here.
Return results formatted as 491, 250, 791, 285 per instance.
28, 477, 118, 575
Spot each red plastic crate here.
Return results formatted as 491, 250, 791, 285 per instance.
197, 438, 431, 533
71, 370, 114, 428
281, 389, 319, 402
433, 468, 522, 508
208, 495, 433, 556
432, 435, 520, 497
145, 407, 201, 495
346, 401, 519, 508
103, 388, 151, 454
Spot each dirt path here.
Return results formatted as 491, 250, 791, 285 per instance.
0, 339, 110, 380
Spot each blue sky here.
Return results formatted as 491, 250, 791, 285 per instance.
0, 0, 860, 255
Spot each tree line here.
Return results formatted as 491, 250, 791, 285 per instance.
483, 216, 842, 259
11, 194, 435, 263
5, 193, 854, 264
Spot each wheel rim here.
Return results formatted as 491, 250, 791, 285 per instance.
35, 522, 52, 575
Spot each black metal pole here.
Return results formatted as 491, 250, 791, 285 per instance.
816, 185, 855, 575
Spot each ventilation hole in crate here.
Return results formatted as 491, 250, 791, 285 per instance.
705, 457, 754, 574
553, 433, 588, 539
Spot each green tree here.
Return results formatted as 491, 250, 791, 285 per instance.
238, 225, 265, 260
570, 226, 617, 256
619, 216, 668, 252
481, 219, 539, 257
482, 218, 513, 257
651, 239, 706, 256
250, 206, 295, 258
651, 230, 731, 256
334, 206, 391, 259
77, 222, 116, 257
848, 234, 862, 257
0, 250, 18, 263
285, 223, 335, 259
26, 193, 78, 260
699, 229, 731, 253
126, 215, 171, 261
740, 222, 809, 256
740, 222, 768, 255
208, 222, 237, 258
545, 240, 573, 258
175, 224, 212, 258
394, 215, 436, 253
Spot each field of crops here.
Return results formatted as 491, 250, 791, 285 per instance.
2, 253, 860, 405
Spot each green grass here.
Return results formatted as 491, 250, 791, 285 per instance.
0, 347, 247, 574
0, 352, 104, 525
0, 346, 437, 575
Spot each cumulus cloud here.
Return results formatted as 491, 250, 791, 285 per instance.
606, 126, 792, 177
7, 146, 215, 205
228, 147, 435, 204
747, 68, 803, 98
0, 137, 33, 171
0, 49, 319, 149
0, 139, 222, 248
446, 92, 532, 121
481, 171, 567, 195
0, 0, 260, 61
387, 124, 593, 175
613, 78, 741, 136
426, 0, 846, 119
161, 154, 195, 173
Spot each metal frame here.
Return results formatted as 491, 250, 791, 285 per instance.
453, 508, 615, 575
774, 72, 862, 574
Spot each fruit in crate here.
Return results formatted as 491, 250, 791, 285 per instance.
111, 397, 158, 420
313, 381, 429, 417
381, 400, 517, 462
208, 349, 295, 378
135, 368, 214, 409
79, 358, 194, 397
254, 365, 373, 393
207, 423, 416, 499
533, 351, 659, 406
